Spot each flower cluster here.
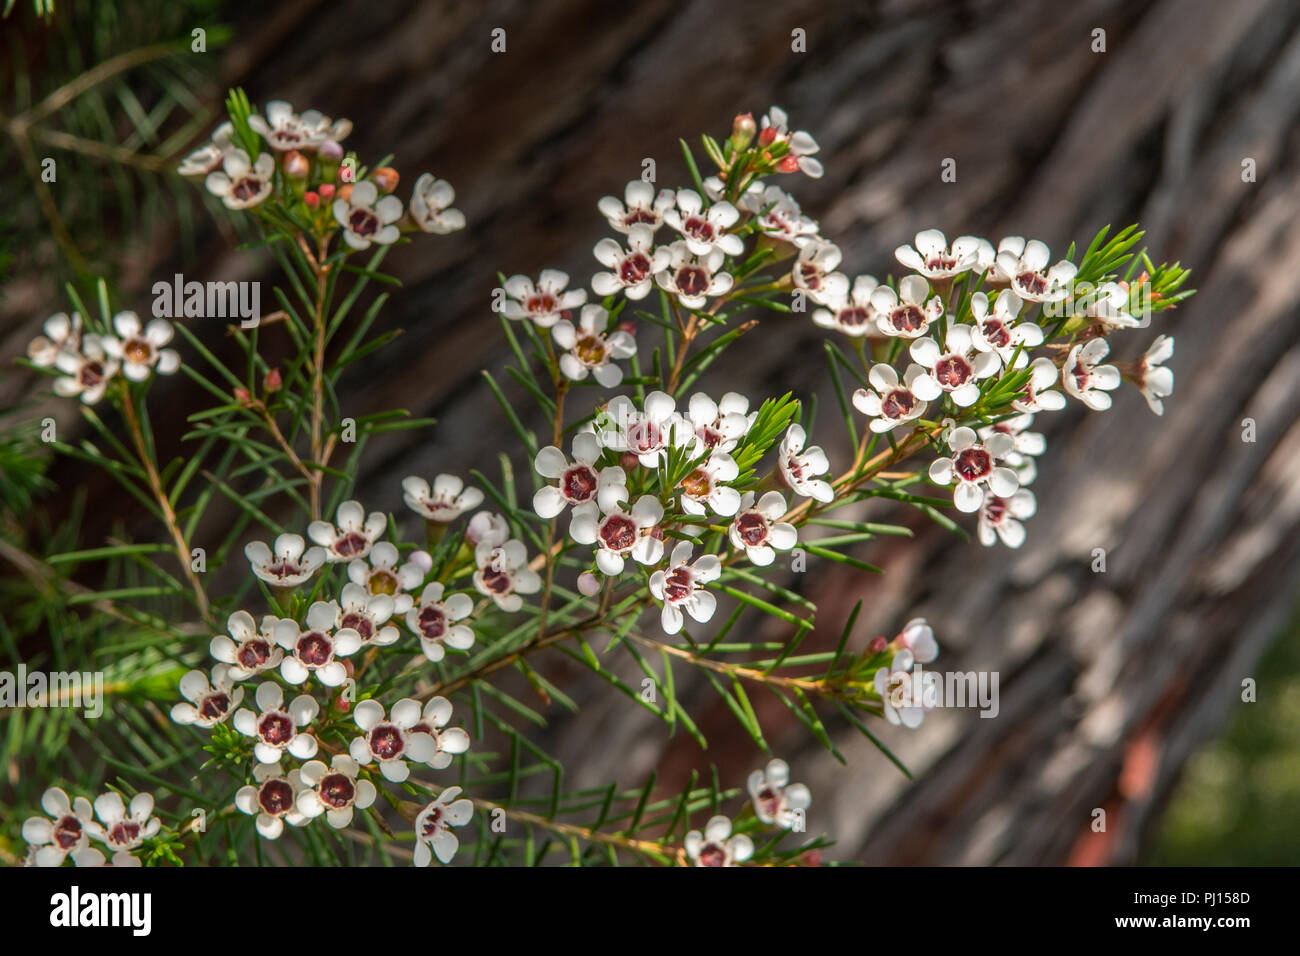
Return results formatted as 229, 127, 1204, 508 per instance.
25, 310, 180, 404
22, 787, 161, 867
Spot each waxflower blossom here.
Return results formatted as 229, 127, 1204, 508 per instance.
331, 582, 399, 647
473, 538, 542, 612
296, 755, 378, 829
649, 541, 720, 635
812, 275, 880, 337
778, 423, 834, 502
348, 698, 441, 783
684, 815, 754, 866
52, 335, 118, 404
656, 242, 734, 309
552, 304, 637, 387
791, 239, 849, 305
909, 326, 1000, 408
969, 290, 1043, 369
101, 312, 180, 381
407, 696, 471, 770
409, 173, 466, 234
852, 363, 933, 433
871, 275, 944, 340
171, 664, 243, 728
750, 184, 819, 246
413, 787, 474, 866
1137, 335, 1175, 415
347, 541, 425, 615
995, 238, 1077, 303
205, 149, 274, 209
533, 432, 627, 519
662, 189, 744, 257
759, 105, 823, 178
235, 761, 307, 840
1084, 280, 1140, 331
307, 499, 387, 562
502, 270, 586, 328
894, 618, 939, 664
894, 229, 982, 280
928, 425, 1019, 513
210, 610, 285, 680
466, 510, 510, 548
980, 414, 1045, 486
248, 100, 350, 151
91, 791, 161, 867
1062, 338, 1122, 410
406, 581, 475, 662
177, 121, 234, 177
403, 473, 484, 522
26, 311, 81, 367
22, 788, 100, 868
874, 653, 932, 729
978, 489, 1038, 548
571, 495, 665, 575
273, 601, 362, 686
599, 391, 687, 467
1013, 356, 1068, 413
684, 391, 755, 454
598, 180, 675, 233
334, 180, 403, 250
233, 681, 319, 764
748, 759, 811, 830
677, 452, 742, 517
729, 491, 798, 566
245, 532, 326, 587
591, 224, 670, 300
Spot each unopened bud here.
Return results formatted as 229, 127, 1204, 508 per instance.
263, 367, 282, 392
577, 571, 601, 596
410, 550, 433, 573
371, 167, 400, 193
319, 140, 344, 162
303, 190, 319, 208
620, 452, 640, 471
337, 184, 353, 203
233, 387, 251, 405
776, 155, 800, 173
283, 150, 309, 178
318, 183, 336, 200
730, 112, 756, 151
867, 635, 888, 654
757, 125, 778, 147
618, 320, 637, 335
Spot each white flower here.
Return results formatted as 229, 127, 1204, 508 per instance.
852, 363, 932, 433
347, 541, 425, 615
978, 489, 1037, 548
729, 491, 797, 566
684, 815, 753, 866
871, 275, 944, 339
553, 304, 637, 387
413, 787, 474, 866
101, 311, 180, 381
706, 175, 765, 208
750, 184, 819, 246
502, 269, 586, 328
177, 121, 233, 177
405, 696, 471, 769
812, 275, 879, 337
995, 238, 1076, 303
52, 334, 118, 404
648, 541, 720, 635
927, 425, 1019, 513
791, 240, 849, 305
406, 581, 475, 662
171, 664, 243, 728
909, 326, 1000, 408
656, 241, 734, 309
307, 499, 387, 562
473, 539, 541, 612
27, 311, 82, 367
1137, 334, 1174, 415
980, 236, 1026, 284
233, 681, 319, 764
684, 391, 755, 454
22, 788, 101, 867
334, 180, 403, 250
245, 532, 326, 587
591, 224, 670, 300
91, 791, 161, 866
677, 452, 741, 517
759, 105, 823, 178
235, 762, 307, 840
273, 601, 363, 686
331, 582, 399, 646
466, 510, 510, 549
663, 189, 744, 257
598, 180, 675, 233
295, 755, 378, 829
894, 229, 982, 280
1012, 356, 1068, 413
403, 473, 484, 522
533, 432, 627, 519
874, 653, 933, 729
571, 495, 664, 575
348, 698, 441, 783
205, 149, 274, 209
599, 391, 687, 467
895, 618, 938, 663
748, 759, 811, 829
248, 100, 350, 151
1085, 281, 1140, 331
409, 173, 465, 234
1062, 338, 1122, 410
979, 413, 1045, 485
210, 610, 285, 680
971, 237, 998, 282
778, 423, 833, 502
969, 290, 1042, 369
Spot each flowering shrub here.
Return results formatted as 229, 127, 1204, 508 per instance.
15, 96, 1192, 867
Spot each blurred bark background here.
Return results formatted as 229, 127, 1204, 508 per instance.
5, 0, 1300, 863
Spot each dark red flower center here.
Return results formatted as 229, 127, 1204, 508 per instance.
417, 604, 447, 639
619, 253, 652, 283
237, 639, 272, 670
675, 266, 709, 297
199, 692, 231, 720
369, 724, 404, 760
934, 355, 972, 388
682, 216, 716, 243
332, 531, 369, 557
259, 779, 295, 815
599, 515, 637, 552
698, 843, 727, 867
232, 178, 263, 202
79, 362, 105, 387
664, 567, 694, 603
319, 773, 356, 809
735, 511, 768, 547
54, 815, 83, 850
981, 319, 1011, 348
889, 306, 925, 333
296, 631, 333, 666
348, 208, 379, 237
954, 447, 992, 482
1017, 271, 1048, 296
881, 389, 916, 419
107, 821, 141, 847
837, 306, 870, 328
563, 465, 598, 501
259, 712, 294, 745
341, 612, 373, 641
983, 496, 1008, 524
526, 292, 558, 315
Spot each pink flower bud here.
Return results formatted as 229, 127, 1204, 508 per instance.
319, 140, 344, 162
283, 150, 309, 178
371, 167, 400, 193
263, 367, 282, 392
409, 550, 434, 573
303, 190, 319, 208
577, 572, 601, 597
731, 112, 756, 151
318, 183, 335, 200
867, 636, 888, 655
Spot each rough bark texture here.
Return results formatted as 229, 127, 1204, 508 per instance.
5, 0, 1299, 864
